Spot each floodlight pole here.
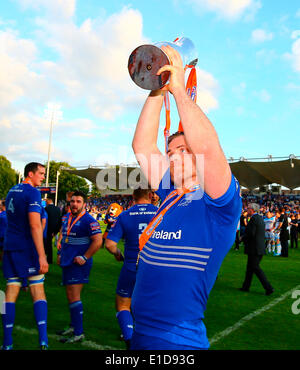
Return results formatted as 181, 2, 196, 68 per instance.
45, 108, 55, 192
55, 169, 60, 206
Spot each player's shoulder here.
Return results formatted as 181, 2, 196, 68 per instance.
62, 212, 70, 222
84, 211, 99, 223
123, 204, 140, 215
23, 183, 41, 198
6, 183, 23, 197
147, 203, 158, 211
139, 203, 158, 214
8, 183, 19, 191
116, 207, 130, 220
84, 213, 102, 233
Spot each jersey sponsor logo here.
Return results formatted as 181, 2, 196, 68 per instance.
151, 229, 182, 240
29, 201, 41, 207
178, 191, 201, 207
178, 198, 192, 207
90, 222, 100, 231
129, 211, 156, 216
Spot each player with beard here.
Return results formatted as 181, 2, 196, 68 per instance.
57, 191, 102, 344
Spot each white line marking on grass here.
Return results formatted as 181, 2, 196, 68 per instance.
14, 325, 118, 350
209, 284, 300, 346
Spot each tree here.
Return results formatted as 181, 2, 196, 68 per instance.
46, 161, 89, 201
0, 156, 18, 199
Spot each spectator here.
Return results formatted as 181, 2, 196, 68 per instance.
234, 221, 240, 251
240, 203, 274, 296
239, 210, 248, 240
290, 213, 298, 249
278, 208, 289, 257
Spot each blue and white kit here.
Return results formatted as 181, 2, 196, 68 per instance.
131, 169, 242, 349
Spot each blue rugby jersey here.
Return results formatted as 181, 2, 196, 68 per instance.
4, 183, 42, 251
60, 212, 102, 267
107, 203, 158, 271
131, 169, 242, 348
0, 211, 7, 248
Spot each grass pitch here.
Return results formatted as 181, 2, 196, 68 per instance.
0, 222, 299, 350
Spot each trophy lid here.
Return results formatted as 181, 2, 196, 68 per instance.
128, 44, 170, 91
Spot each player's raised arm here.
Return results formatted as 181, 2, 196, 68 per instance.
132, 90, 169, 190
157, 45, 232, 199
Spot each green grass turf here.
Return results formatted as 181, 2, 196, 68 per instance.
0, 222, 300, 350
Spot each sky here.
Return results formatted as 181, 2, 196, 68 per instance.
0, 0, 299, 174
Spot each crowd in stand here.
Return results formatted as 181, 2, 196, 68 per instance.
236, 192, 300, 255
87, 195, 133, 212
241, 191, 300, 211
3, 191, 299, 262
82, 192, 300, 258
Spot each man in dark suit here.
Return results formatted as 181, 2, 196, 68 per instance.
45, 197, 62, 264
277, 208, 289, 257
240, 203, 274, 296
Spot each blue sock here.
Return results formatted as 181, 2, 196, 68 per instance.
69, 301, 83, 336
116, 310, 133, 341
2, 302, 16, 347
33, 300, 48, 345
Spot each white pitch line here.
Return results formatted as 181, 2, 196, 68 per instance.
209, 284, 300, 346
14, 325, 118, 350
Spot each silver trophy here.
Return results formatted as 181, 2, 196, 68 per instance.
128, 37, 198, 91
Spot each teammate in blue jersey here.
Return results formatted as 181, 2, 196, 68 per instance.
131, 45, 242, 350
105, 188, 158, 349
0, 200, 7, 261
57, 191, 102, 344
1, 162, 49, 350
